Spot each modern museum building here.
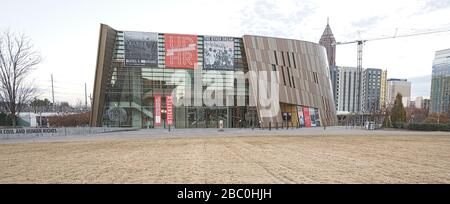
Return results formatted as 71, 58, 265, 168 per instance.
90, 24, 337, 128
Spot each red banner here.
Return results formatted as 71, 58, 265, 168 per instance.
303, 107, 311, 127
164, 34, 198, 69
166, 95, 173, 125
154, 95, 161, 126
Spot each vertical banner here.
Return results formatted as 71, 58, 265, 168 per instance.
303, 107, 311, 127
166, 95, 173, 125
154, 95, 161, 126
315, 108, 320, 126
297, 106, 304, 126
164, 34, 198, 69
310, 108, 317, 127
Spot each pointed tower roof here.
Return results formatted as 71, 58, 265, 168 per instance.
321, 18, 335, 38
319, 18, 337, 67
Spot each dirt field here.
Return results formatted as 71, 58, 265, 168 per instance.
0, 132, 449, 183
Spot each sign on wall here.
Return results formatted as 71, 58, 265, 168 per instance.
310, 108, 316, 127
297, 106, 304, 126
314, 108, 320, 126
124, 31, 158, 66
0, 128, 57, 135
164, 34, 198, 69
302, 107, 311, 127
154, 95, 161, 126
204, 36, 234, 70
166, 95, 173, 125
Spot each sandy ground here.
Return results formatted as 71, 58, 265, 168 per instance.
0, 130, 449, 183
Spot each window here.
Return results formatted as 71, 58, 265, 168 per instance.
287, 68, 292, 87
281, 67, 287, 86
274, 51, 278, 65
292, 76, 296, 88
272, 64, 277, 71
292, 53, 297, 68
312, 72, 319, 84
287, 52, 291, 67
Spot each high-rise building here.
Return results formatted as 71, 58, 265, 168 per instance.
319, 18, 336, 68
335, 67, 360, 113
412, 96, 431, 110
90, 24, 338, 128
335, 66, 384, 113
319, 19, 337, 106
423, 98, 431, 112
430, 48, 450, 113
363, 68, 385, 112
380, 70, 388, 108
386, 78, 411, 108
414, 96, 423, 109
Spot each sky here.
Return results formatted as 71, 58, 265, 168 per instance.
1, 0, 449, 105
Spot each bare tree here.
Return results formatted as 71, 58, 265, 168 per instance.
0, 30, 41, 127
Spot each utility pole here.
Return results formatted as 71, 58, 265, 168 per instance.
85, 83, 87, 109
51, 74, 55, 112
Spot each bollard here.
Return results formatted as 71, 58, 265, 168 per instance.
168, 124, 171, 132
269, 122, 271, 131
219, 120, 224, 132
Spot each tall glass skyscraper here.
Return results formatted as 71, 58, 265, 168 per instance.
430, 48, 450, 113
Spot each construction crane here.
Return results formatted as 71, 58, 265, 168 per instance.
333, 27, 450, 113
335, 27, 450, 70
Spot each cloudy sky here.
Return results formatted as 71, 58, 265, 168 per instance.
1, 0, 449, 104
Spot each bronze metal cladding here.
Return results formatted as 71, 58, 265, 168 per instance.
90, 24, 117, 126
243, 35, 337, 126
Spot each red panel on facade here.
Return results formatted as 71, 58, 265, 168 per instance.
303, 107, 311, 127
164, 34, 198, 69
154, 95, 161, 126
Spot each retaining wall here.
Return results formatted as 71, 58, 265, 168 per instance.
0, 127, 138, 139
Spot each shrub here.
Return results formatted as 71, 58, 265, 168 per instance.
408, 123, 450, 131
0, 112, 13, 126
47, 112, 90, 127
392, 122, 408, 129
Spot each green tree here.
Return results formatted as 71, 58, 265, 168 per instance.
0, 112, 12, 126
30, 98, 51, 112
391, 93, 406, 125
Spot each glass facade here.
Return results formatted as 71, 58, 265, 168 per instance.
101, 32, 258, 128
364, 68, 382, 112
430, 49, 450, 113
91, 24, 339, 128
